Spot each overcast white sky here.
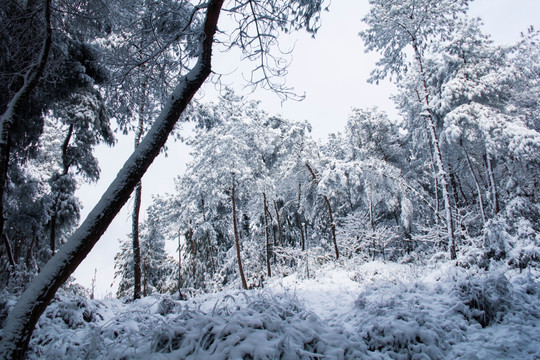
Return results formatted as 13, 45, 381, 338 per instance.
74, 0, 540, 298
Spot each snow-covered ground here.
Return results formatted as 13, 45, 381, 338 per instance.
5, 259, 540, 359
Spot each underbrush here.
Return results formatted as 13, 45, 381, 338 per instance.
2, 258, 538, 359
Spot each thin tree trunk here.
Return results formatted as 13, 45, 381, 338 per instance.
485, 151, 499, 215
132, 182, 142, 299
25, 236, 37, 270
263, 193, 271, 277
429, 147, 440, 223
177, 230, 184, 299
463, 146, 486, 225
449, 169, 460, 208
265, 206, 277, 262
131, 83, 146, 300
188, 220, 195, 278
201, 195, 206, 222
412, 41, 456, 260
273, 200, 284, 247
427, 112, 456, 259
3, 234, 16, 268
298, 213, 305, 252
304, 222, 309, 250
324, 195, 339, 260
142, 259, 147, 297
232, 175, 248, 290
0, 2, 223, 357
369, 197, 375, 261
305, 163, 339, 259
178, 231, 182, 289
297, 183, 305, 251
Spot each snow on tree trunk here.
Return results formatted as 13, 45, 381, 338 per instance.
324, 196, 339, 260
263, 193, 272, 278
274, 199, 284, 247
485, 150, 499, 215
426, 111, 457, 260
232, 174, 248, 290
413, 41, 456, 260
0, 1, 224, 358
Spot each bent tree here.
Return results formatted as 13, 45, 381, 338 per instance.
0, 1, 224, 357
0, 0, 323, 358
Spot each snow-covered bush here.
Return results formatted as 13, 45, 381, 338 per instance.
150, 293, 366, 359
453, 272, 511, 327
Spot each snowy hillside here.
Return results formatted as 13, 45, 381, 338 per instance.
5, 258, 538, 359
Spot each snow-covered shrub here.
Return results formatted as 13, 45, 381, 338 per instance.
483, 217, 509, 262
3, 263, 37, 296
353, 279, 467, 360
456, 247, 486, 269
43, 296, 103, 329
151, 293, 366, 359
453, 272, 511, 327
157, 295, 182, 316
506, 218, 540, 272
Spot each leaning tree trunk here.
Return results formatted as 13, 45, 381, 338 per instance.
232, 175, 248, 290
0, 2, 223, 358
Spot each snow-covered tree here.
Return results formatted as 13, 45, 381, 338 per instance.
114, 215, 172, 298
0, 0, 326, 357
361, 0, 473, 259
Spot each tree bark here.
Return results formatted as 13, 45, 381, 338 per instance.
297, 183, 305, 251
177, 229, 184, 299
273, 200, 284, 247
263, 193, 271, 277
132, 182, 142, 299
485, 151, 499, 215
0, 1, 223, 357
3, 234, 16, 268
232, 175, 248, 290
369, 196, 375, 261
131, 81, 146, 300
188, 219, 196, 278
323, 195, 339, 260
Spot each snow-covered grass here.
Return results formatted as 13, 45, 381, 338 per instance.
2, 259, 539, 359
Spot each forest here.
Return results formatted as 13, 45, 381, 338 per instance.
0, 0, 539, 359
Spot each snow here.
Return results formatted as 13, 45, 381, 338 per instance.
3, 258, 538, 359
